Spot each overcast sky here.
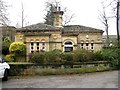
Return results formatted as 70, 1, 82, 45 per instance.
4, 0, 116, 35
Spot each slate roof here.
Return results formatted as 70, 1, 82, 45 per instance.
17, 23, 103, 33
0, 26, 16, 30
63, 25, 103, 33
17, 23, 60, 31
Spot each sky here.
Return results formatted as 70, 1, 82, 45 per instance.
4, 0, 117, 35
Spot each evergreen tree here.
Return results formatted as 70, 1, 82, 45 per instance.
44, 4, 54, 25
44, 1, 74, 26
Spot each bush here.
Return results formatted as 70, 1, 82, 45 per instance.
44, 49, 62, 64
73, 49, 95, 62
94, 51, 103, 61
9, 42, 26, 56
100, 48, 119, 69
29, 49, 62, 64
2, 46, 9, 55
60, 52, 74, 64
29, 53, 45, 64
5, 54, 15, 62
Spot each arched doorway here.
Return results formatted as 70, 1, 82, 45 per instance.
64, 41, 73, 52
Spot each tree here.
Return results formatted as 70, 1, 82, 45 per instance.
21, 2, 25, 27
2, 37, 11, 55
9, 42, 26, 56
44, 0, 74, 26
15, 2, 29, 28
0, 0, 8, 25
105, 0, 120, 47
99, 1, 111, 47
44, 3, 54, 26
116, 0, 120, 47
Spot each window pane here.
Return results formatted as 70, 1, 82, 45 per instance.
31, 47, 33, 49
65, 47, 73, 52
65, 41, 72, 45
37, 47, 39, 50
91, 47, 93, 49
36, 42, 39, 46
31, 42, 33, 45
42, 42, 45, 46
81, 43, 84, 46
86, 43, 89, 46
91, 43, 93, 46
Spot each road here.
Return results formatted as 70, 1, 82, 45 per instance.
2, 70, 118, 88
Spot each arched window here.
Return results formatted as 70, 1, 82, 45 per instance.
64, 41, 73, 52
86, 41, 89, 50
91, 41, 94, 50
30, 40, 34, 53
65, 41, 72, 45
81, 41, 84, 49
41, 40, 45, 51
36, 40, 40, 52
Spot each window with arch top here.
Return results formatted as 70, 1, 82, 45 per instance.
64, 41, 73, 52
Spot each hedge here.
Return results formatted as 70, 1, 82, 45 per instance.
8, 61, 111, 76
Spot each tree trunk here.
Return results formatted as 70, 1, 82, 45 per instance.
116, 0, 120, 48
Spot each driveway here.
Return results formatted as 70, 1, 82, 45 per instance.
2, 70, 118, 88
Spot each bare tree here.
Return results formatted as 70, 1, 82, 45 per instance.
99, 1, 110, 47
16, 2, 29, 28
21, 2, 25, 27
44, 0, 74, 26
63, 8, 75, 25
107, 0, 120, 47
105, 0, 120, 47
0, 0, 9, 25
116, 0, 120, 47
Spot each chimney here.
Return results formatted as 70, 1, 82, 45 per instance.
53, 6, 64, 27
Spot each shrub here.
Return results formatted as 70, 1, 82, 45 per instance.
2, 46, 9, 55
100, 48, 119, 69
44, 49, 62, 64
29, 49, 62, 64
94, 51, 103, 61
60, 52, 73, 64
73, 49, 95, 62
29, 53, 45, 64
5, 54, 15, 62
9, 42, 26, 56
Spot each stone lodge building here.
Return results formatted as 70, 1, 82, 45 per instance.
15, 7, 104, 56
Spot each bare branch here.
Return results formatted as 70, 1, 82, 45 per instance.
0, 0, 9, 25
98, 1, 110, 46
63, 14, 75, 25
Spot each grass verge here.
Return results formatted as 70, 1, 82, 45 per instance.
22, 67, 113, 76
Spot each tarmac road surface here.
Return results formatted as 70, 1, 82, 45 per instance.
2, 70, 118, 88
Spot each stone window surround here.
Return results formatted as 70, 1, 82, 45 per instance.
80, 40, 94, 50
30, 39, 46, 53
